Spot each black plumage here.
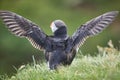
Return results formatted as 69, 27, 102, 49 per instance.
0, 11, 119, 69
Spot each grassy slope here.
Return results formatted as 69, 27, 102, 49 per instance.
1, 40, 120, 80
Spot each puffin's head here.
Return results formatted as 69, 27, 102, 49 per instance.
50, 20, 67, 34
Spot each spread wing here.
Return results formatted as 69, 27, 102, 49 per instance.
0, 10, 48, 51
71, 11, 119, 52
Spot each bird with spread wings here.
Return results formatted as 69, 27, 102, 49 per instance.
0, 11, 118, 69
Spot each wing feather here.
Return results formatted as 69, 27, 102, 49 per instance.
0, 10, 48, 51
71, 11, 119, 52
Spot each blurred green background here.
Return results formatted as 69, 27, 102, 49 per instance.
0, 0, 120, 76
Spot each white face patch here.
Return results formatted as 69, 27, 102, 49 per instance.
50, 22, 58, 33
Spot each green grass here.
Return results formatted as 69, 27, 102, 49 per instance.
1, 40, 120, 80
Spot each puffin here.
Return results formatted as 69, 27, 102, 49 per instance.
0, 11, 119, 69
